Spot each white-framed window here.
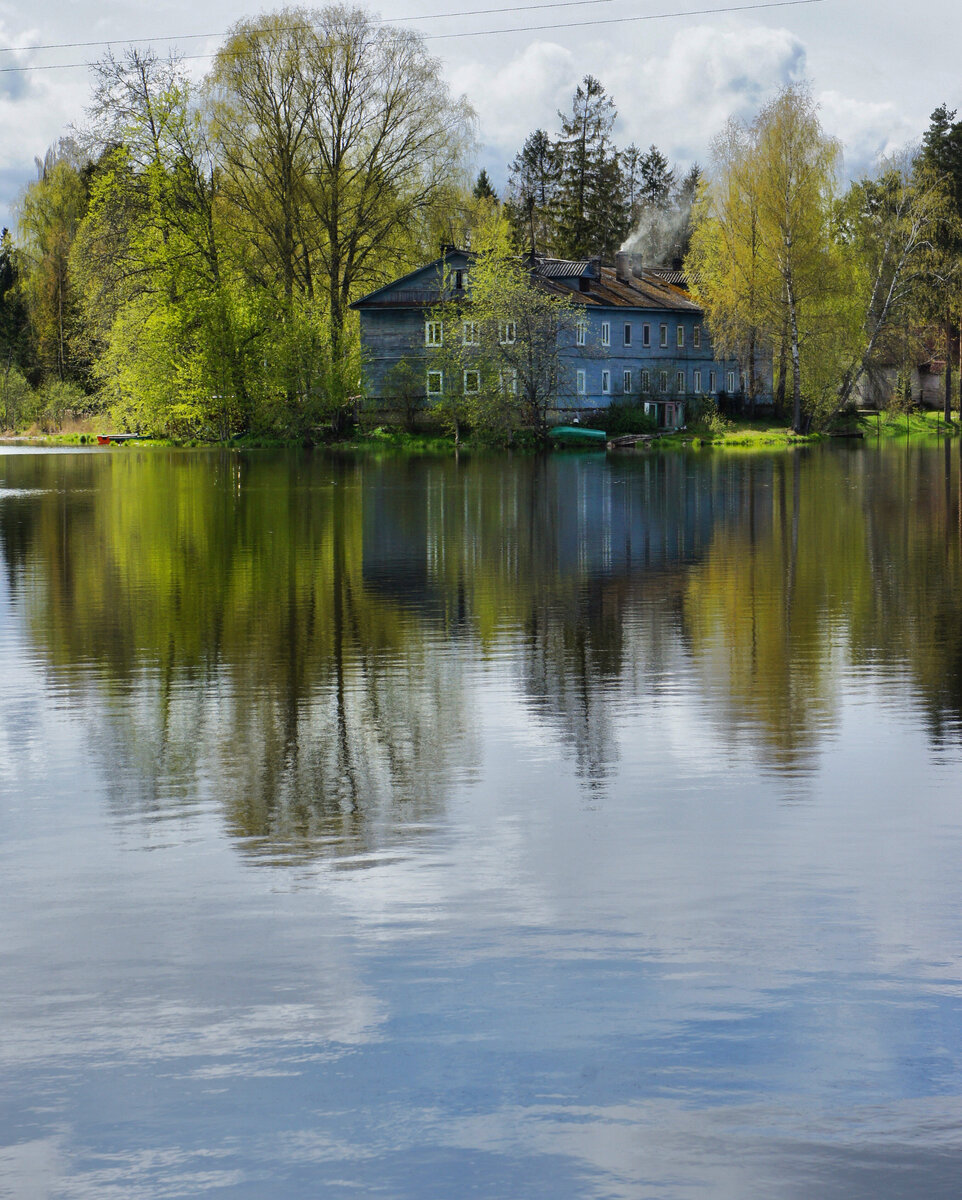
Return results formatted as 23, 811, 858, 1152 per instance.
693, 324, 701, 349
727, 370, 736, 392
623, 323, 632, 346
659, 370, 668, 392
709, 370, 717, 392
499, 320, 517, 344
425, 320, 443, 347
677, 325, 685, 348
660, 323, 668, 348
676, 370, 685, 393
454, 269, 466, 290
641, 369, 650, 392
426, 370, 443, 396
693, 369, 702, 394
499, 368, 518, 395
623, 369, 632, 394
601, 321, 610, 347
601, 369, 611, 394
462, 320, 479, 346
643, 323, 651, 347
463, 369, 480, 395
576, 369, 586, 395
576, 320, 587, 347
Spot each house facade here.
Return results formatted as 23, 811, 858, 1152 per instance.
351, 248, 751, 428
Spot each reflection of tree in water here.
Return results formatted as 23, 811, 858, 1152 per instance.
7, 442, 962, 814
0, 450, 477, 861
853, 440, 962, 746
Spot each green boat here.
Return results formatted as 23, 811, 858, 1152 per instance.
548, 425, 607, 444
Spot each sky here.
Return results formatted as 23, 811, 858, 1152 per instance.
0, 0, 959, 233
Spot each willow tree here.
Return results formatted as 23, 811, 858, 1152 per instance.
209, 5, 475, 409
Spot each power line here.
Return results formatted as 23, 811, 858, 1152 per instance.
1, 0, 618, 55
0, 0, 825, 74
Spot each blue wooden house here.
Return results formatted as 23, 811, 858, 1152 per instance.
351, 247, 749, 428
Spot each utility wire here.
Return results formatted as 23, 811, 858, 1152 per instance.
0, 0, 824, 74
1, 0, 620, 54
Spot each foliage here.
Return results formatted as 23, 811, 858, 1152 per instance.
427, 208, 581, 440
688, 85, 850, 431
16, 141, 91, 385
584, 402, 656, 435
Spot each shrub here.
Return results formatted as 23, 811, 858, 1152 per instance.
584, 403, 656, 435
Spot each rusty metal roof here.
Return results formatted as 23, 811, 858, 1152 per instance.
536, 264, 701, 312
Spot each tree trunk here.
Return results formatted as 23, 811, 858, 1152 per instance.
786, 272, 803, 433
945, 309, 953, 425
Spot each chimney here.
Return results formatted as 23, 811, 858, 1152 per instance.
630, 252, 644, 279
615, 251, 630, 283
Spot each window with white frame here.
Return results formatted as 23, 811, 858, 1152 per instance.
693, 369, 702, 394
576, 369, 586, 395
677, 325, 685, 348
660, 324, 668, 348
676, 370, 685, 393
623, 369, 631, 393
601, 321, 610, 347
601, 369, 610, 394
462, 320, 479, 345
643, 323, 651, 347
499, 320, 517, 344
693, 324, 701, 349
709, 370, 717, 392
641, 369, 650, 392
659, 370, 668, 392
463, 369, 480, 395
499, 368, 518, 395
727, 370, 736, 392
576, 320, 587, 346
623, 323, 632, 346
425, 320, 443, 347
426, 370, 443, 395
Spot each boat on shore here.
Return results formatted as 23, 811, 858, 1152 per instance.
548, 425, 607, 445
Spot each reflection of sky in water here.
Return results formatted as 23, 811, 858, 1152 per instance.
2, 447, 962, 1197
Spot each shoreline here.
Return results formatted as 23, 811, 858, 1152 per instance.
2, 411, 958, 454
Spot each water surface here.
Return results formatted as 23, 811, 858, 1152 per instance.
3, 443, 962, 1198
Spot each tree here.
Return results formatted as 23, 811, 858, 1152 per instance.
687, 122, 768, 407
917, 104, 962, 422
0, 229, 29, 374
16, 141, 90, 384
427, 209, 580, 440
473, 170, 497, 202
828, 153, 942, 420
506, 128, 559, 255
210, 5, 476, 411
555, 76, 626, 259
752, 85, 842, 430
687, 85, 844, 430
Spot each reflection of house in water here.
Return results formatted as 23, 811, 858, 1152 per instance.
359, 453, 771, 786
361, 454, 764, 600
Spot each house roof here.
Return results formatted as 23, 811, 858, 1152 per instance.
535, 261, 701, 313
351, 249, 701, 314
536, 259, 595, 279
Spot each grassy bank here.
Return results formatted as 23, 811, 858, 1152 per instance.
6, 408, 961, 454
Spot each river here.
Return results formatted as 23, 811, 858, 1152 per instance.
2, 442, 962, 1198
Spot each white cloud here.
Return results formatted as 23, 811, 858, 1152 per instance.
816, 89, 919, 178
